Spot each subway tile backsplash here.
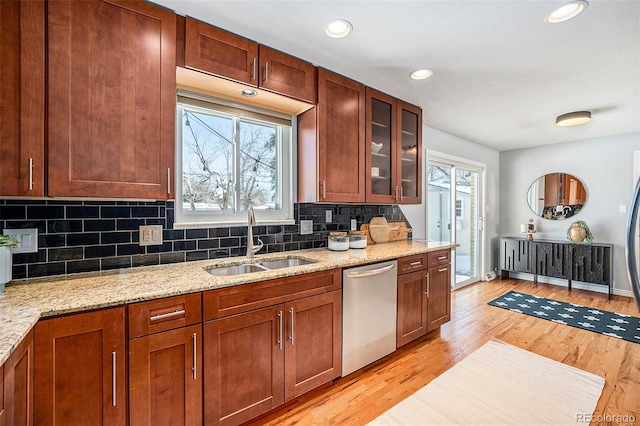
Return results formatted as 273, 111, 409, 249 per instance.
0, 200, 411, 280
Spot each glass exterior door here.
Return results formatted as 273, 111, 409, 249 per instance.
427, 162, 453, 243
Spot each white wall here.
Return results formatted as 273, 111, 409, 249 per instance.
499, 131, 640, 295
401, 126, 500, 279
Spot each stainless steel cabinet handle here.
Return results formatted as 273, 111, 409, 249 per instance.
167, 168, 171, 195
321, 180, 326, 199
251, 58, 256, 81
437, 256, 447, 260
264, 62, 269, 83
400, 186, 404, 201
410, 261, 422, 266
346, 263, 396, 278
438, 267, 448, 272
289, 307, 294, 346
192, 332, 197, 380
425, 273, 430, 297
111, 351, 117, 407
28, 157, 34, 191
150, 310, 186, 321
277, 310, 283, 350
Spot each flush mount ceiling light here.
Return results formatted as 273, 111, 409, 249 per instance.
545, 0, 589, 23
410, 69, 433, 80
555, 111, 592, 127
239, 88, 258, 97
325, 19, 352, 39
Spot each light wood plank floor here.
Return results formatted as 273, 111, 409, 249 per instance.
254, 278, 640, 425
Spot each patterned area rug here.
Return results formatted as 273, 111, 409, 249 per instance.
489, 290, 640, 345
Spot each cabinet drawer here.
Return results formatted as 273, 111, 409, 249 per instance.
129, 293, 202, 338
203, 269, 341, 321
397, 254, 428, 274
427, 250, 451, 267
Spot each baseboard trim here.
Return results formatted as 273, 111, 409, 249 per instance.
505, 272, 633, 298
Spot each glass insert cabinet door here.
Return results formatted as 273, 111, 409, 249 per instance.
366, 88, 422, 204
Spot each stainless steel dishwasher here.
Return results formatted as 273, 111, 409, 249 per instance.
342, 260, 397, 376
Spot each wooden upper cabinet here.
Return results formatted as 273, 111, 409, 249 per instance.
184, 17, 258, 86
258, 46, 317, 103
0, 0, 45, 197
47, 0, 176, 199
183, 17, 316, 103
366, 88, 422, 204
298, 68, 365, 203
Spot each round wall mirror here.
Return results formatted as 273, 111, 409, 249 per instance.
527, 173, 587, 220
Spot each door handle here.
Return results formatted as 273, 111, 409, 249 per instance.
345, 263, 395, 278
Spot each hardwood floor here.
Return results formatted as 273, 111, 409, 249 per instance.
254, 278, 640, 425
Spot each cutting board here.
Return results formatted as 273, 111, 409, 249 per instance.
360, 222, 412, 244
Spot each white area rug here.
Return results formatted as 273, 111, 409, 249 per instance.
368, 340, 605, 425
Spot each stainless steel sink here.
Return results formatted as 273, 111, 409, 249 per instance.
258, 257, 317, 269
205, 263, 268, 276
205, 257, 317, 276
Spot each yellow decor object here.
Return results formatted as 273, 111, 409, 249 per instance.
567, 221, 593, 244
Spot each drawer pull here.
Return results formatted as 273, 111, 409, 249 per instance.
437, 256, 447, 260
150, 309, 185, 322
438, 267, 448, 272
409, 261, 422, 266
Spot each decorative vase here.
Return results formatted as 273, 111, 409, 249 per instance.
568, 224, 587, 243
0, 245, 12, 292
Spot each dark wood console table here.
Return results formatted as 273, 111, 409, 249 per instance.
499, 237, 613, 299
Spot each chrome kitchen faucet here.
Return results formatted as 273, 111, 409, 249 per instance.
247, 206, 264, 259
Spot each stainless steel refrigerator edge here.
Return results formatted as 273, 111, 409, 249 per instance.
342, 260, 398, 377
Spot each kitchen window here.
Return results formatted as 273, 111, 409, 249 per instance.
175, 93, 294, 227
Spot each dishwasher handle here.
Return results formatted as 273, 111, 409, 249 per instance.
345, 263, 396, 278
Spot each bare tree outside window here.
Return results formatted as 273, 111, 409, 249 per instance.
180, 108, 280, 213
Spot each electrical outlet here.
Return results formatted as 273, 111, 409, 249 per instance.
300, 220, 313, 235
325, 210, 332, 223
3, 228, 38, 253
351, 219, 357, 230
139, 225, 163, 246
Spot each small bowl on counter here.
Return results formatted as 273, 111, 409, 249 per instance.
349, 231, 368, 249
328, 232, 350, 251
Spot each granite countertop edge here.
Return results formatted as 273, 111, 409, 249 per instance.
0, 240, 457, 365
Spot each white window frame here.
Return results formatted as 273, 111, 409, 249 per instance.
174, 92, 294, 229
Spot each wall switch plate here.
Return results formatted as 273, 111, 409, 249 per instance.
325, 210, 332, 223
139, 225, 163, 246
3, 228, 38, 253
300, 220, 313, 235
351, 219, 357, 230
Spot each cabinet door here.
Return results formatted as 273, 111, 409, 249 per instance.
129, 324, 202, 426
0, 0, 45, 197
185, 17, 258, 85
2, 330, 34, 426
204, 306, 284, 426
317, 68, 366, 203
259, 45, 317, 103
34, 307, 126, 426
427, 264, 451, 332
397, 101, 422, 204
366, 88, 398, 203
500, 238, 532, 273
532, 242, 569, 279
397, 270, 428, 347
47, 0, 175, 199
284, 291, 342, 400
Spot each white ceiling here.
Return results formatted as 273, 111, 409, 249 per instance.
154, 0, 640, 152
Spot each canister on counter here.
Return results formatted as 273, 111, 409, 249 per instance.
349, 231, 368, 249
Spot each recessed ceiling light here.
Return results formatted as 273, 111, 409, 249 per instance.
239, 89, 258, 97
545, 1, 589, 23
555, 111, 591, 127
325, 19, 352, 39
410, 69, 433, 80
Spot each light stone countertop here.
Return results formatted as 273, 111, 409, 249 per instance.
0, 239, 457, 365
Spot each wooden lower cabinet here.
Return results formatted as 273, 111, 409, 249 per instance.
129, 324, 202, 426
203, 290, 342, 426
427, 263, 452, 332
396, 270, 428, 347
1, 330, 34, 426
34, 307, 126, 426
